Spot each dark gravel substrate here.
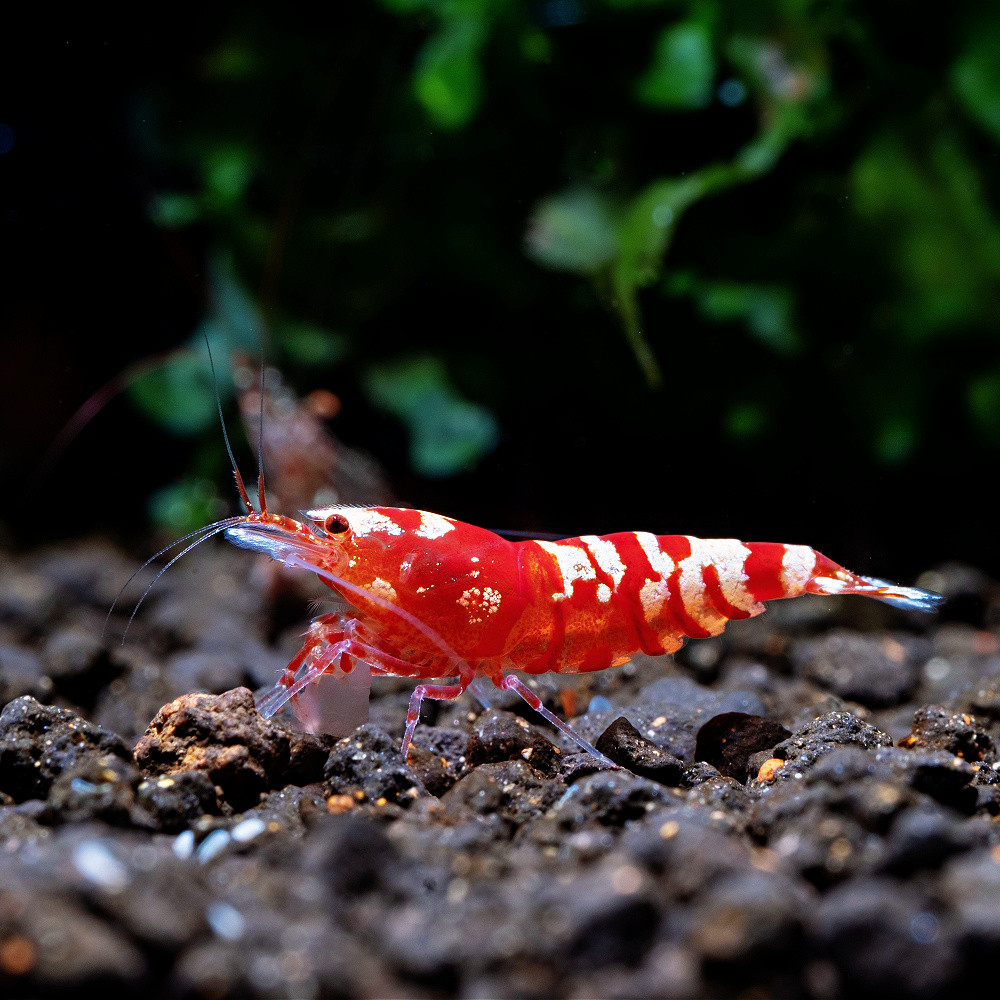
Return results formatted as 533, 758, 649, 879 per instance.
2, 538, 1000, 998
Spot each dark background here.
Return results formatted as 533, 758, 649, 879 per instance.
1, 2, 996, 580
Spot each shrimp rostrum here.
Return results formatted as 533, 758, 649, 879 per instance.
225, 502, 943, 765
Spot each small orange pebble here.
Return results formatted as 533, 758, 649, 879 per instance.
305, 389, 341, 420
973, 631, 999, 655
881, 638, 907, 663
756, 758, 785, 782
559, 688, 577, 719
0, 935, 36, 976
326, 794, 355, 815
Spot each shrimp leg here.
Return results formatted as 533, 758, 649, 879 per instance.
402, 680, 470, 761
498, 674, 618, 768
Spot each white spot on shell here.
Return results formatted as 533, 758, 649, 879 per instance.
635, 533, 675, 580
415, 511, 456, 539
459, 587, 481, 608
580, 535, 626, 587
781, 545, 816, 593
536, 541, 596, 601
369, 577, 398, 602
458, 586, 502, 623
639, 578, 669, 622
596, 583, 612, 603
338, 508, 403, 536
680, 537, 763, 628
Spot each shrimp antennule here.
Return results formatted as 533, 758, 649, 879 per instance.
204, 334, 256, 515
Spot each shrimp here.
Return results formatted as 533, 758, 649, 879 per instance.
225, 499, 943, 765
114, 342, 938, 765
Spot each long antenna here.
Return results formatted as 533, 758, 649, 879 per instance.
257, 346, 267, 514
204, 334, 255, 515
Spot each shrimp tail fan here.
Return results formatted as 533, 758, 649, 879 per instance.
810, 573, 945, 612
859, 577, 945, 612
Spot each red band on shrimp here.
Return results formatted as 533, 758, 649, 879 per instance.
743, 543, 788, 601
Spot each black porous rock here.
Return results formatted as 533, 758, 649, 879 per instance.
687, 870, 808, 966
304, 812, 401, 896
792, 630, 923, 706
898, 704, 996, 763
471, 707, 563, 775
877, 746, 979, 813
134, 769, 223, 831
879, 800, 993, 876
810, 879, 961, 997
440, 759, 554, 831
0, 696, 132, 802
546, 770, 678, 831
405, 724, 483, 796
0, 890, 147, 987
45, 754, 149, 827
133, 688, 291, 811
323, 724, 427, 807
595, 717, 686, 785
694, 711, 791, 781
752, 711, 893, 782
283, 728, 339, 786
545, 866, 660, 969
957, 671, 1000, 725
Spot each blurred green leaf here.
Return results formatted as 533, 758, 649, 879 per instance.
129, 254, 263, 434
364, 357, 499, 477
526, 189, 620, 273
414, 19, 487, 129
968, 368, 1000, 444
148, 479, 227, 537
874, 416, 917, 465
725, 401, 767, 439
202, 143, 257, 206
696, 283, 799, 354
130, 350, 220, 435
150, 193, 202, 228
208, 253, 266, 350
203, 40, 260, 80
853, 134, 1000, 337
952, 19, 1000, 143
520, 29, 552, 62
279, 322, 350, 366
600, 0, 674, 8
615, 176, 706, 287
636, 22, 715, 110
377, 0, 427, 11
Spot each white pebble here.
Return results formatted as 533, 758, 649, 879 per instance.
172, 829, 195, 859
206, 901, 247, 941
231, 817, 267, 843
72, 840, 130, 891
196, 829, 232, 864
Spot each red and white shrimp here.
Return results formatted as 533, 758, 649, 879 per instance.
225, 501, 942, 765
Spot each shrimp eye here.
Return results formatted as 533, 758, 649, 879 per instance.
324, 513, 350, 534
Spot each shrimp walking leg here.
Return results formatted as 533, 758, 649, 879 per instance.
255, 635, 353, 718
402, 680, 470, 760
498, 674, 618, 768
